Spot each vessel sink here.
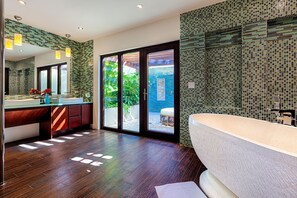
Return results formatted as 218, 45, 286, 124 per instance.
5, 99, 40, 107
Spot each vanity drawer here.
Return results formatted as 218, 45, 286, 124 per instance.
69, 116, 82, 128
69, 105, 81, 117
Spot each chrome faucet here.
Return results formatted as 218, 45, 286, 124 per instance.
272, 109, 296, 126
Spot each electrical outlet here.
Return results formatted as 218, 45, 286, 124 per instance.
188, 82, 195, 89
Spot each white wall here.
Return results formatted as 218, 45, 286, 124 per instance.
5, 124, 39, 143
34, 51, 71, 92
93, 15, 180, 129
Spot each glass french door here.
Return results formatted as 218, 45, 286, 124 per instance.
102, 55, 119, 129
142, 42, 179, 142
101, 41, 179, 142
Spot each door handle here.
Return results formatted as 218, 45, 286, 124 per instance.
143, 88, 148, 101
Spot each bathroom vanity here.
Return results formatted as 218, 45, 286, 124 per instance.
5, 102, 93, 141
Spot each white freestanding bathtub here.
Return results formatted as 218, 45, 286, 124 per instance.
189, 114, 297, 198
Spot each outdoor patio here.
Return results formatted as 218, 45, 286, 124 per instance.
121, 112, 174, 134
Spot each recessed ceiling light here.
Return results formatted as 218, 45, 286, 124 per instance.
78, 27, 84, 30
17, 0, 26, 5
137, 4, 143, 9
14, 15, 22, 21
19, 49, 23, 53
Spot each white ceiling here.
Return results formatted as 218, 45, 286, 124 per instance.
4, 0, 225, 42
5, 43, 52, 62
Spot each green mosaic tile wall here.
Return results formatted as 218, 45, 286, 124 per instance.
5, 19, 94, 101
5, 57, 35, 95
180, 0, 297, 147
205, 45, 242, 108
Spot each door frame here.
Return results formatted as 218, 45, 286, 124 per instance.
100, 41, 180, 143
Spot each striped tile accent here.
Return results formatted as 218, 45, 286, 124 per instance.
243, 21, 267, 42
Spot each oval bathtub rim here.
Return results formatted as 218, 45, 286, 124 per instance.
189, 113, 297, 159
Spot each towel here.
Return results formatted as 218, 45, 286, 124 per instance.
155, 181, 207, 198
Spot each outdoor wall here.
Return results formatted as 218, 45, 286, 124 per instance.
180, 0, 297, 146
148, 70, 174, 113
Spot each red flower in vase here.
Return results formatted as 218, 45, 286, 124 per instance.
29, 88, 41, 95
42, 88, 52, 95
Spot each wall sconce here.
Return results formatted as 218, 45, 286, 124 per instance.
14, 33, 22, 46
65, 47, 71, 58
55, 51, 61, 59
5, 39, 13, 50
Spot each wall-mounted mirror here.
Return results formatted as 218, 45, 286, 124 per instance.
5, 43, 71, 96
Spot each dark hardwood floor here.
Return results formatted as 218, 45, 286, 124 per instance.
0, 130, 205, 198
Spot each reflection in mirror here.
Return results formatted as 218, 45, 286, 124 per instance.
5, 43, 70, 97
5, 43, 50, 95
37, 62, 68, 95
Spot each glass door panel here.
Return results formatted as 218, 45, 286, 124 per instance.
103, 56, 119, 128
147, 49, 175, 134
51, 66, 58, 95
60, 64, 68, 94
40, 70, 48, 91
121, 52, 140, 132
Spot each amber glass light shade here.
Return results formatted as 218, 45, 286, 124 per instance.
14, 33, 22, 46
5, 39, 13, 50
55, 51, 61, 59
65, 47, 71, 58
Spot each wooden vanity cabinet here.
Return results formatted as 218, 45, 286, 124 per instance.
40, 103, 93, 139
82, 104, 92, 126
69, 105, 82, 128
51, 106, 69, 132
40, 106, 69, 139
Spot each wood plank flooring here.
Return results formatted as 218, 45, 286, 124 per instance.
0, 130, 205, 198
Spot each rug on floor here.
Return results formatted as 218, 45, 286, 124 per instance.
155, 181, 207, 198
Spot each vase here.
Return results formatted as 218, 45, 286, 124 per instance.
45, 94, 50, 104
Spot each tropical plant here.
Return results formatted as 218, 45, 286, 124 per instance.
104, 61, 139, 112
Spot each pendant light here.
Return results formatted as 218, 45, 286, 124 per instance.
65, 34, 71, 58
14, 33, 22, 46
5, 39, 13, 50
65, 47, 71, 58
14, 15, 23, 46
55, 50, 61, 59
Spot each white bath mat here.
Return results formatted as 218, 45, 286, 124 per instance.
155, 181, 207, 198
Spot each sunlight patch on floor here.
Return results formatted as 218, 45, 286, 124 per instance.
91, 161, 103, 166
102, 155, 113, 160
19, 144, 38, 150
81, 159, 93, 164
49, 138, 65, 143
70, 152, 113, 167
93, 154, 103, 157
73, 134, 83, 137
34, 141, 53, 146
71, 157, 84, 161
60, 136, 75, 140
